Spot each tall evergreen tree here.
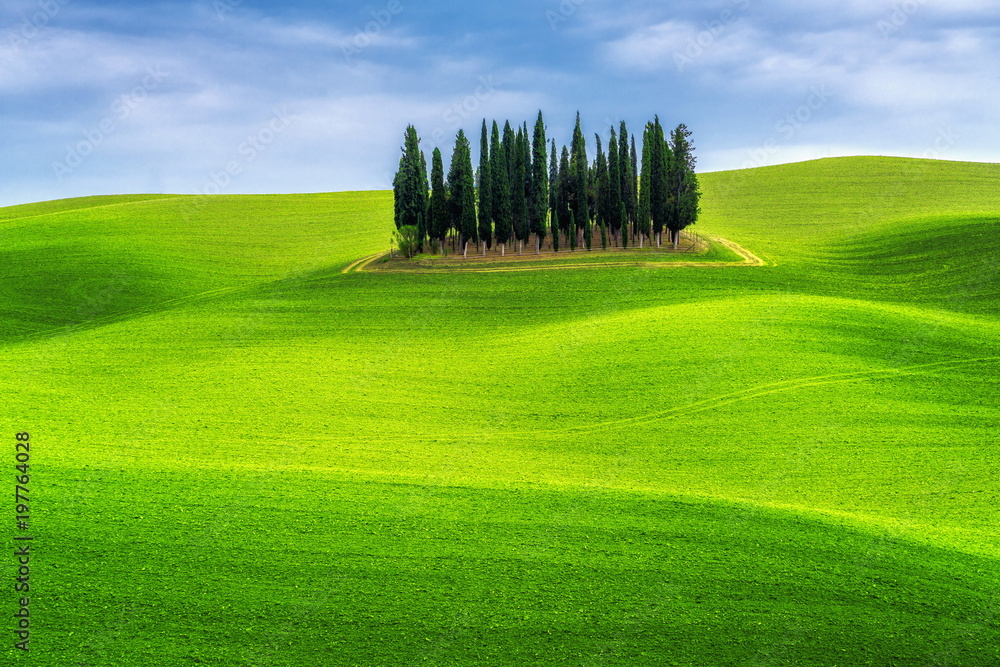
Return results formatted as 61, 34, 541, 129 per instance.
428, 147, 449, 254
530, 111, 549, 254
557, 146, 572, 248
512, 125, 530, 254
447, 129, 477, 257
645, 116, 673, 248
392, 125, 429, 240
477, 120, 493, 254
619, 122, 635, 245
630, 135, 638, 242
593, 133, 609, 245
607, 127, 622, 247
492, 122, 513, 256
666, 123, 701, 248
549, 139, 560, 252
569, 113, 589, 249
637, 122, 653, 249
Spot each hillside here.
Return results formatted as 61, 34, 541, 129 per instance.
3, 157, 999, 666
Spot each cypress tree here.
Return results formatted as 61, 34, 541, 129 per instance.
477, 120, 493, 254
558, 146, 572, 248
619, 122, 635, 245
512, 126, 530, 255
630, 135, 638, 244
549, 139, 559, 252
593, 133, 609, 249
492, 122, 512, 256
522, 122, 533, 248
667, 123, 701, 248
429, 147, 449, 254
649, 116, 670, 248
607, 127, 622, 247
447, 129, 477, 258
637, 122, 653, 249
569, 113, 589, 250
530, 111, 549, 254
392, 125, 428, 238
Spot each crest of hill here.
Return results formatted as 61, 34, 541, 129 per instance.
2, 156, 998, 341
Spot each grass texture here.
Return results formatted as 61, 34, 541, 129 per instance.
3, 157, 1000, 665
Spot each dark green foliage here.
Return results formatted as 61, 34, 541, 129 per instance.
512, 126, 530, 252
637, 123, 653, 247
630, 135, 638, 242
648, 117, 670, 247
549, 139, 559, 252
478, 120, 493, 251
593, 133, 609, 237
558, 146, 572, 245
392, 224, 420, 258
530, 111, 549, 252
619, 201, 628, 249
666, 123, 701, 247
447, 129, 477, 256
569, 113, 589, 246
428, 147, 449, 253
607, 127, 622, 245
492, 121, 513, 253
550, 208, 559, 252
619, 122, 636, 244
392, 125, 429, 241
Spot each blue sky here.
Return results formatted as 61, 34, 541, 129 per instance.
1, 0, 998, 206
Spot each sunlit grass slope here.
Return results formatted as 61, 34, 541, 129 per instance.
4, 157, 1000, 665
0, 191, 390, 341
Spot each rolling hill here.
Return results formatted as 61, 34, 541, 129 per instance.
3, 157, 999, 665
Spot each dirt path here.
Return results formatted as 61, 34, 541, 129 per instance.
342, 235, 766, 274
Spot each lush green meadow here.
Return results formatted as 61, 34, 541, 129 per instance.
4, 157, 1000, 665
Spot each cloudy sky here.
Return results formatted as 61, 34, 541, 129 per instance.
1, 0, 997, 206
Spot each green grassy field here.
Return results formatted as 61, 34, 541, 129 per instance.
3, 157, 1000, 665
